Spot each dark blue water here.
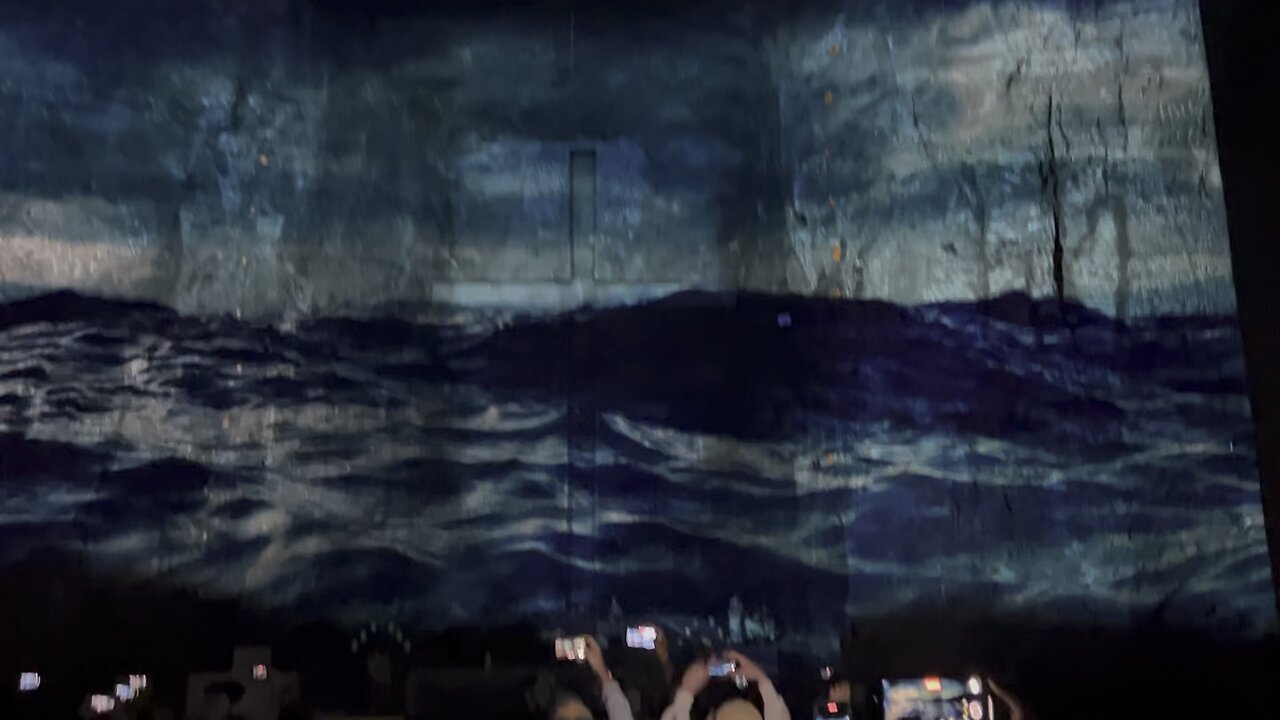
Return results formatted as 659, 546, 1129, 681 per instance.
0, 291, 1272, 652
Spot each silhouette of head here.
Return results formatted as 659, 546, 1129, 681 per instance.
710, 698, 763, 720
549, 692, 594, 720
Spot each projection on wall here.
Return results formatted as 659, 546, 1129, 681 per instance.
0, 0, 1273, 655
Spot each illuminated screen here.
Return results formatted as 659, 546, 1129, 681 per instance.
884, 679, 986, 720
626, 626, 658, 650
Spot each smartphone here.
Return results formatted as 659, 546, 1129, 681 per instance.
815, 700, 851, 720
882, 677, 991, 720
626, 625, 658, 650
708, 660, 737, 677
554, 636, 587, 662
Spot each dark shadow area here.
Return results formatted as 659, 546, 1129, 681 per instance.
1, 551, 1277, 719
834, 604, 1279, 719
1200, 0, 1280, 619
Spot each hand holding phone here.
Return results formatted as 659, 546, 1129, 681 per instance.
723, 650, 768, 683
626, 625, 658, 650
554, 636, 587, 662
581, 635, 610, 683
678, 661, 711, 697
707, 659, 737, 678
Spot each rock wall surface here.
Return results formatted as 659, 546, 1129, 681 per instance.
0, 0, 1232, 319
0, 3, 1272, 692
777, 0, 1230, 318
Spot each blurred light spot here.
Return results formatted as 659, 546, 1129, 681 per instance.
832, 244, 843, 262
258, 153, 270, 167
18, 672, 40, 691
967, 676, 982, 695
115, 683, 133, 702
129, 675, 147, 692
776, 312, 792, 328
827, 44, 839, 57
253, 664, 268, 681
968, 699, 984, 719
824, 90, 834, 106
90, 694, 116, 713
924, 677, 942, 692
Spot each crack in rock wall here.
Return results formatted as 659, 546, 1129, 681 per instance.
776, 0, 1231, 318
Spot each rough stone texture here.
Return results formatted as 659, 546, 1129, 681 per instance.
0, 5, 1272, 697
0, 193, 171, 299
0, 0, 1234, 318
777, 0, 1231, 318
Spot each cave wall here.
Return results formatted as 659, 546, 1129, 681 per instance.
0, 0, 1272, 686
776, 0, 1231, 319
0, 0, 784, 317
0, 0, 1235, 319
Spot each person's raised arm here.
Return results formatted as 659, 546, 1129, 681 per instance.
660, 661, 710, 720
987, 679, 1026, 720
583, 635, 634, 720
724, 651, 790, 720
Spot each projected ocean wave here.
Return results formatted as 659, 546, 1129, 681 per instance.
0, 291, 1270, 643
